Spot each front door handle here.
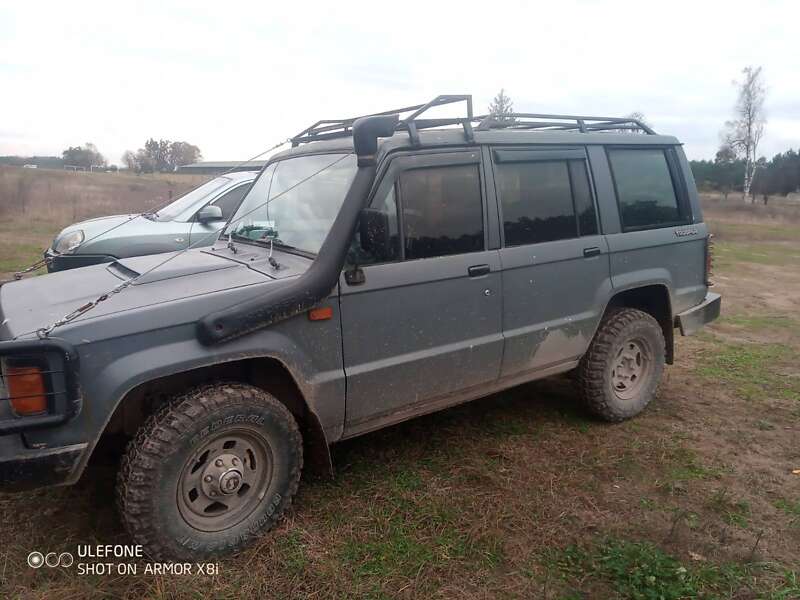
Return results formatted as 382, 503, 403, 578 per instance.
583, 247, 602, 258
468, 264, 491, 277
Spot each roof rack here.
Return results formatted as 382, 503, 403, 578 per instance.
291, 95, 475, 147
473, 113, 656, 135
290, 95, 655, 147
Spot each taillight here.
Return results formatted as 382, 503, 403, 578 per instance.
5, 364, 48, 416
705, 234, 714, 287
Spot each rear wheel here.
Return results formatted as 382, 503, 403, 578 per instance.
116, 382, 302, 560
577, 308, 665, 422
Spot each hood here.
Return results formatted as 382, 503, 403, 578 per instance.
0, 245, 305, 340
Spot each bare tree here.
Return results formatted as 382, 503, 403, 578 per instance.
121, 150, 137, 171
722, 66, 766, 199
615, 111, 651, 134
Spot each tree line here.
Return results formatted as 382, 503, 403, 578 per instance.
690, 147, 800, 203
122, 139, 202, 173
58, 139, 202, 172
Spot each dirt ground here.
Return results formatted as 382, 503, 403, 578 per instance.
0, 192, 798, 599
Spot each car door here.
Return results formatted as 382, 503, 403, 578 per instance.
339, 150, 503, 435
597, 145, 708, 315
188, 182, 251, 247
488, 146, 612, 377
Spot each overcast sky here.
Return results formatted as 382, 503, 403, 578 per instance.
2, 0, 799, 164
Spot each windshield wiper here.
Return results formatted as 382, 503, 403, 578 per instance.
228, 231, 315, 259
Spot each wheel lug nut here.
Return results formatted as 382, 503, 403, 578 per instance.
210, 491, 217, 497
215, 459, 223, 467
204, 475, 212, 483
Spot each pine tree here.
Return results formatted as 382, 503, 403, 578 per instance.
488, 89, 516, 124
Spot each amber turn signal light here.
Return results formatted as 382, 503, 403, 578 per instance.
308, 306, 333, 321
6, 366, 48, 416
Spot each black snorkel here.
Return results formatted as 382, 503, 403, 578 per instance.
197, 114, 399, 345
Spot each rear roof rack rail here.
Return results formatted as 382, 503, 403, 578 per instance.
290, 95, 655, 147
473, 112, 656, 135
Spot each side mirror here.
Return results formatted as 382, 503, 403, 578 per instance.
359, 208, 391, 260
197, 204, 223, 223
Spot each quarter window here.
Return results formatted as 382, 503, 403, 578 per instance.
607, 148, 685, 230
570, 161, 598, 236
399, 165, 484, 260
495, 159, 596, 246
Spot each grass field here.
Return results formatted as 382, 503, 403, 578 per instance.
0, 172, 799, 598
0, 166, 209, 278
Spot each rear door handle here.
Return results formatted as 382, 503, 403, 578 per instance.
583, 247, 602, 258
468, 264, 491, 277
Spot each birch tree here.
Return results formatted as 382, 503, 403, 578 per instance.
722, 66, 766, 199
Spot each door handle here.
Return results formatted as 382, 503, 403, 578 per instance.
468, 264, 491, 277
583, 247, 602, 258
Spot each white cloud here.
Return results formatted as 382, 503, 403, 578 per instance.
1, 0, 799, 162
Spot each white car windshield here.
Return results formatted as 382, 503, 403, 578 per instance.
155, 176, 232, 221
225, 153, 356, 255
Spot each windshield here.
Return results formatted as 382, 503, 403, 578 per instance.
154, 176, 232, 221
224, 153, 356, 255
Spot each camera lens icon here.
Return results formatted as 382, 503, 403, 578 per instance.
27, 552, 44, 568
27, 551, 73, 568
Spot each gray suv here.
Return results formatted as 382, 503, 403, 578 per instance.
46, 171, 257, 271
0, 95, 720, 560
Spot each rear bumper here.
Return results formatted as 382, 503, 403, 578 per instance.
0, 442, 87, 491
675, 292, 721, 336
45, 249, 116, 273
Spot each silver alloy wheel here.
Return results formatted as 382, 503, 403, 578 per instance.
610, 338, 652, 400
177, 428, 273, 532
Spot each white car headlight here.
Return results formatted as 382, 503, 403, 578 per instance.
54, 230, 85, 254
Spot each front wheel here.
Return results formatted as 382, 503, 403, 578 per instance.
116, 383, 303, 560
577, 308, 665, 422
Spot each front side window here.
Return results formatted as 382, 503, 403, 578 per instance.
156, 176, 231, 221
210, 183, 250, 220
399, 164, 484, 260
607, 148, 685, 230
225, 153, 356, 254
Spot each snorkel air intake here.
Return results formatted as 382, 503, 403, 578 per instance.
197, 114, 399, 345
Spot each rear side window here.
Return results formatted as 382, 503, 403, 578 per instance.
495, 159, 597, 247
399, 165, 484, 260
607, 148, 686, 230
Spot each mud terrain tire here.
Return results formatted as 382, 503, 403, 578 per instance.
577, 308, 665, 422
117, 382, 302, 560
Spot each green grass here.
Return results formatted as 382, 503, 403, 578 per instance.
708, 488, 751, 529
721, 314, 800, 335
656, 446, 725, 494
337, 501, 502, 583
547, 538, 800, 599
775, 498, 800, 527
695, 338, 800, 402
714, 241, 800, 268
0, 240, 47, 273
710, 220, 800, 243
